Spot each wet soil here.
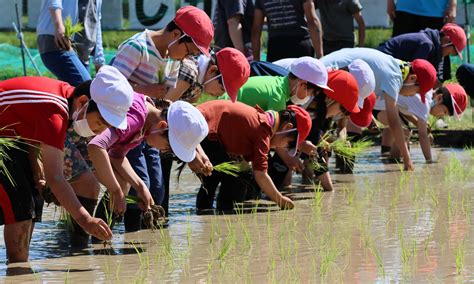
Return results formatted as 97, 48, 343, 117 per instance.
1, 146, 474, 282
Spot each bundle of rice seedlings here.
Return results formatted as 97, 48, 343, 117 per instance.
64, 16, 83, 40
213, 161, 251, 177
0, 136, 21, 186
313, 134, 373, 169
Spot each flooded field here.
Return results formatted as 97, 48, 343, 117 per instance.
1, 146, 474, 282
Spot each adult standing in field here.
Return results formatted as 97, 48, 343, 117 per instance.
386, 0, 458, 82
0, 67, 139, 262
315, 0, 366, 54
75, 0, 105, 72
456, 64, 474, 106
213, 0, 254, 60
251, 0, 323, 61
109, 6, 214, 231
37, 0, 104, 86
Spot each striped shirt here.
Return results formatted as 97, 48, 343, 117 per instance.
0, 77, 73, 150
112, 30, 179, 88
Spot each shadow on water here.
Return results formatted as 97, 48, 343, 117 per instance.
5, 266, 94, 277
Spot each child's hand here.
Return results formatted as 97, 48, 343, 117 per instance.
137, 188, 154, 211
111, 191, 126, 216
279, 196, 295, 210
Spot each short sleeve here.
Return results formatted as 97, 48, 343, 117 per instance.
347, 0, 362, 13
222, 1, 245, 19
37, 113, 67, 150
112, 40, 142, 80
380, 75, 402, 102
251, 135, 271, 171
89, 128, 120, 153
178, 58, 198, 86
49, 0, 63, 10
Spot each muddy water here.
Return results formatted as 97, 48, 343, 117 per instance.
1, 146, 474, 282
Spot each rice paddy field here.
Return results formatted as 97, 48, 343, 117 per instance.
1, 144, 474, 282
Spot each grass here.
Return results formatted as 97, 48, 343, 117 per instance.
455, 241, 465, 275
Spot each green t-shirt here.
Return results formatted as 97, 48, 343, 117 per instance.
221, 76, 291, 111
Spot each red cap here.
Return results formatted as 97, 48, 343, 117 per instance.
349, 92, 376, 128
286, 105, 312, 156
324, 70, 360, 114
445, 83, 468, 117
411, 59, 437, 103
441, 23, 467, 59
216, 48, 250, 102
174, 6, 214, 57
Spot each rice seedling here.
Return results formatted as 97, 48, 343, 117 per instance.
455, 241, 465, 275
64, 266, 70, 283
63, 16, 83, 40
369, 244, 385, 278
213, 161, 251, 177
343, 185, 355, 206
0, 135, 27, 186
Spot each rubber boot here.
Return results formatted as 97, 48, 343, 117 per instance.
69, 196, 97, 247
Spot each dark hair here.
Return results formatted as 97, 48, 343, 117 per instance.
288, 72, 324, 95
314, 93, 330, 131
165, 20, 194, 43
435, 86, 454, 115
277, 109, 299, 148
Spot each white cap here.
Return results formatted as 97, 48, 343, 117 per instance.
168, 101, 209, 162
90, 66, 134, 130
290, 57, 333, 92
348, 59, 375, 108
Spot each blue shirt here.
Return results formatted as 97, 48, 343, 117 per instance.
378, 28, 443, 81
321, 48, 403, 102
36, 0, 104, 65
37, 0, 79, 36
396, 0, 448, 18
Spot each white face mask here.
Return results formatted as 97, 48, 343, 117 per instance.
73, 103, 96, 137
290, 83, 311, 106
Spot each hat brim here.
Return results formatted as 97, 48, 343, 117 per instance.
222, 79, 238, 103
455, 46, 463, 60
168, 129, 197, 162
191, 38, 210, 57
97, 104, 128, 130
357, 96, 364, 108
317, 84, 334, 92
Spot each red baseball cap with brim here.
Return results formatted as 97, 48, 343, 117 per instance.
411, 59, 437, 103
216, 48, 250, 102
286, 105, 312, 157
441, 23, 467, 59
349, 92, 376, 128
324, 70, 360, 114
174, 6, 214, 57
445, 83, 468, 117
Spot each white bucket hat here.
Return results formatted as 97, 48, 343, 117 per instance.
90, 66, 134, 130
290, 57, 333, 92
348, 59, 376, 108
168, 101, 209, 162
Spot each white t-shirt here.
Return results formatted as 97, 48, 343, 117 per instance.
320, 48, 403, 102
375, 91, 432, 122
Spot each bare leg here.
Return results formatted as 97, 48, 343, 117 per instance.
317, 172, 334, 191
4, 220, 32, 263
70, 171, 100, 199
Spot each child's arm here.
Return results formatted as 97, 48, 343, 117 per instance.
109, 156, 154, 211
251, 8, 265, 61
353, 12, 366, 47
384, 93, 413, 170
87, 129, 126, 215
41, 143, 112, 240
416, 118, 433, 162
303, 0, 323, 58
131, 83, 168, 99
253, 170, 294, 209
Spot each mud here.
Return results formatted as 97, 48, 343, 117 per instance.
1, 146, 474, 282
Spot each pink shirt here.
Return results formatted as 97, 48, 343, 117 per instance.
89, 92, 148, 158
